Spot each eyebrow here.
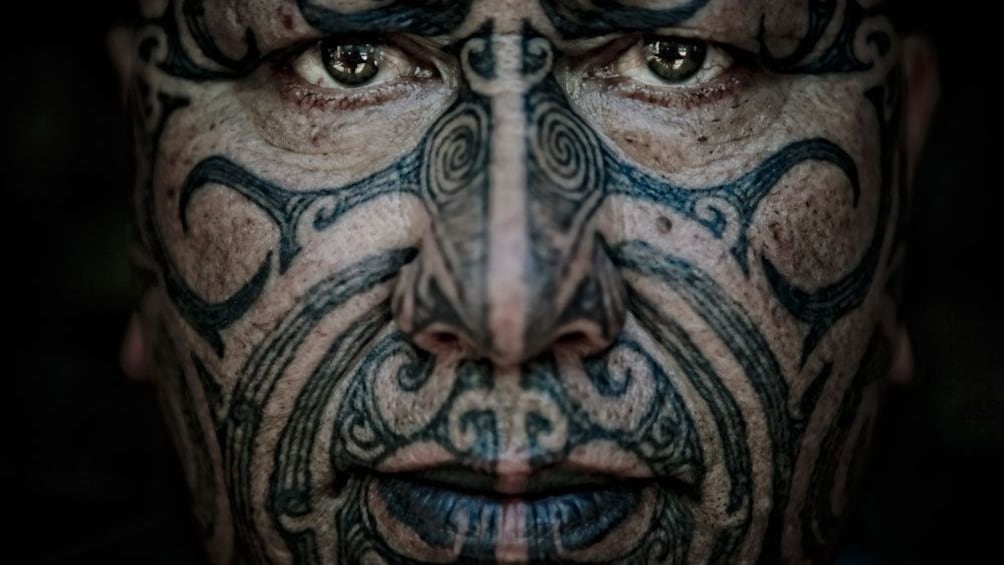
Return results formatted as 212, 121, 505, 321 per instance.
296, 0, 474, 36
541, 0, 714, 38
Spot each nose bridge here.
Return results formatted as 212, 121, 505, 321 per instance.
393, 29, 625, 365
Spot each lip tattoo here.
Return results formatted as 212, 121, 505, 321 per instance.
129, 1, 917, 563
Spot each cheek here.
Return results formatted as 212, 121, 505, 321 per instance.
566, 73, 790, 178
586, 75, 884, 286
755, 162, 867, 287
591, 72, 893, 380
149, 85, 433, 385
751, 83, 886, 290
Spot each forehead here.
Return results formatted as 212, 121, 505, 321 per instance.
185, 0, 814, 54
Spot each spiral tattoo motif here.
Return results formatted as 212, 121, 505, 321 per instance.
528, 97, 605, 199
422, 102, 490, 203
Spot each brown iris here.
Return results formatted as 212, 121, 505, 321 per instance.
320, 37, 381, 86
645, 37, 707, 83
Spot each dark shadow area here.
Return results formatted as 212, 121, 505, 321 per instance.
4, 2, 1000, 563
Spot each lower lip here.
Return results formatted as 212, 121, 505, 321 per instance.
369, 474, 651, 561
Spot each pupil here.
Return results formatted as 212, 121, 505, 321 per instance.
321, 38, 380, 86
646, 38, 707, 82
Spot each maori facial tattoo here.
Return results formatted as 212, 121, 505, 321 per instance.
128, 0, 918, 562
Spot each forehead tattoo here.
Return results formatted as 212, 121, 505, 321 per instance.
133, 0, 902, 563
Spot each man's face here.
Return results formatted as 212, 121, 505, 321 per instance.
124, 0, 933, 562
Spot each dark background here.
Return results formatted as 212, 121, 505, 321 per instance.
4, 2, 1001, 563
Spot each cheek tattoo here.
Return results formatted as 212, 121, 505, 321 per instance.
132, 1, 907, 563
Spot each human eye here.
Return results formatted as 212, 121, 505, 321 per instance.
242, 34, 453, 154
289, 35, 438, 92
632, 36, 732, 86
578, 34, 758, 107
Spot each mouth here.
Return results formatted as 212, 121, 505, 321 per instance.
343, 462, 697, 563
403, 464, 644, 495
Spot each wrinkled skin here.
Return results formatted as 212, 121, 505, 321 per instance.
118, 0, 937, 563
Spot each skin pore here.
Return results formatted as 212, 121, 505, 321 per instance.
120, 0, 937, 563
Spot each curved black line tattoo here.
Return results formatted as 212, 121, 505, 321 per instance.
760, 0, 891, 74
296, 0, 474, 37
131, 85, 254, 358
139, 0, 260, 81
152, 325, 219, 539
192, 353, 223, 425
605, 137, 861, 275
268, 307, 393, 563
800, 332, 888, 561
179, 155, 422, 274
220, 249, 416, 564
763, 70, 902, 365
616, 240, 794, 558
540, 0, 712, 39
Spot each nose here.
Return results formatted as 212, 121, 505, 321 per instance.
391, 33, 627, 367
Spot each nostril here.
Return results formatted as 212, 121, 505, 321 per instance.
430, 331, 461, 348
552, 328, 608, 357
556, 331, 589, 348
411, 327, 470, 357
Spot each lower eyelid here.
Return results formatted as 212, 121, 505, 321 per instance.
597, 72, 750, 109
276, 65, 420, 111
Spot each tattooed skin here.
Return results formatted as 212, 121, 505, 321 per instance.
124, 0, 928, 563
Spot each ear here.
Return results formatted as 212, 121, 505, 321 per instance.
121, 313, 151, 381
111, 25, 145, 380
901, 35, 940, 188
888, 325, 914, 385
886, 37, 939, 386
107, 26, 136, 105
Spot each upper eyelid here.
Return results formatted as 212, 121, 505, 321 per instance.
563, 33, 751, 70
263, 34, 394, 72
288, 34, 446, 63
641, 35, 758, 62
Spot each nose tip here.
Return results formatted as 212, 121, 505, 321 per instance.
392, 234, 627, 366
397, 297, 622, 367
